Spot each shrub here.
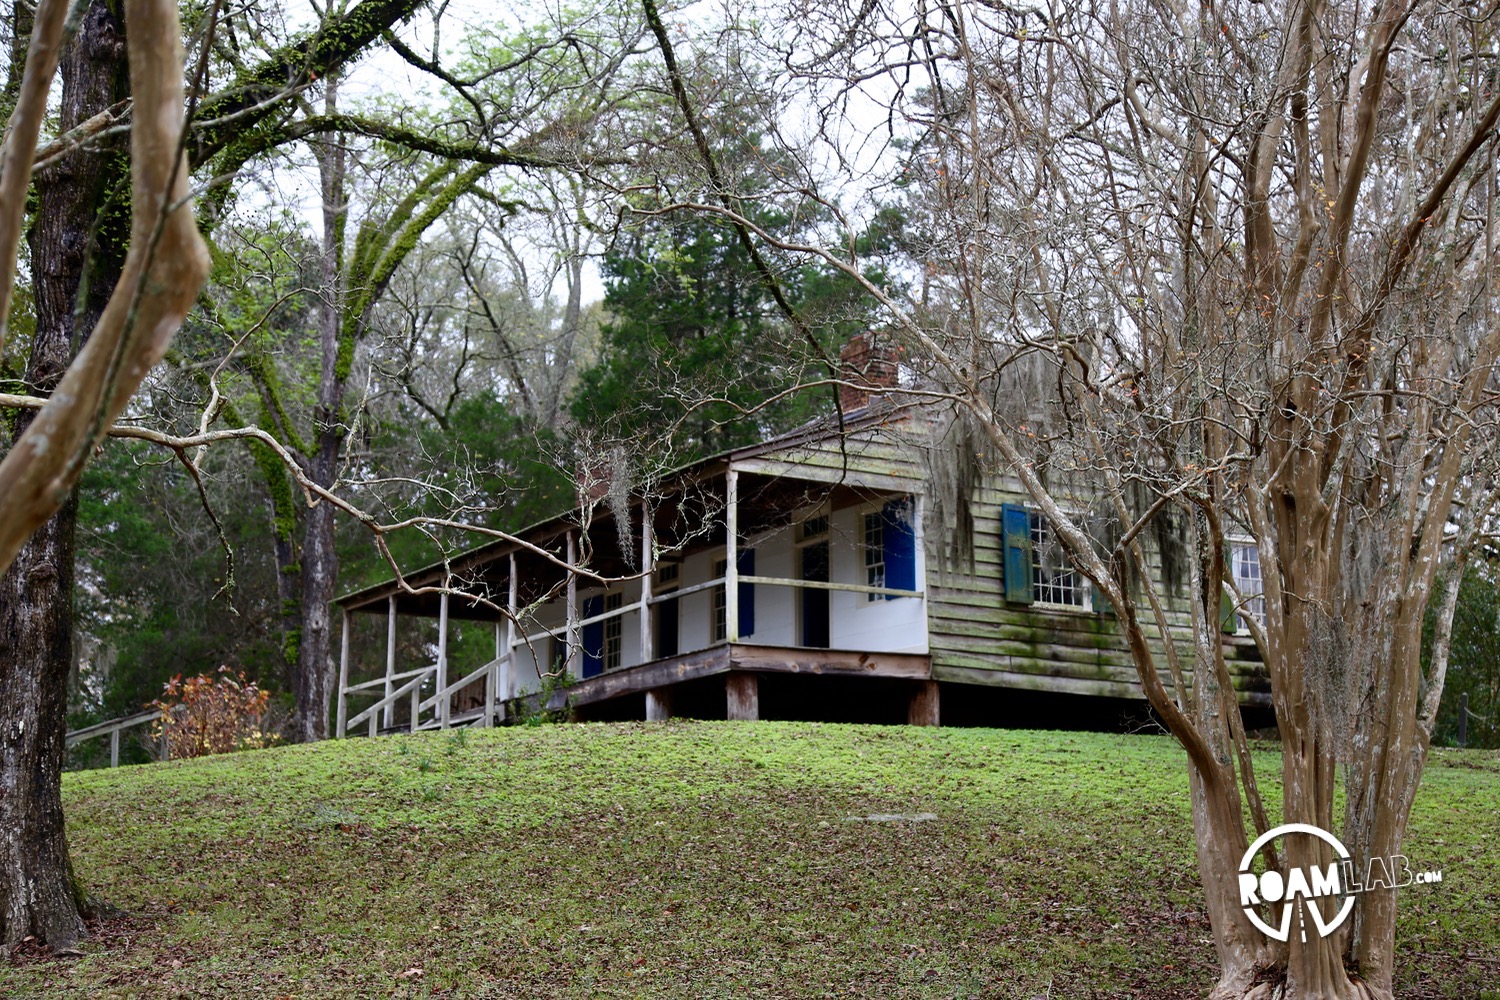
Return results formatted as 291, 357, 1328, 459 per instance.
151, 666, 278, 759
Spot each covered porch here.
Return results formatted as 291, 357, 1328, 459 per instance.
332, 457, 934, 736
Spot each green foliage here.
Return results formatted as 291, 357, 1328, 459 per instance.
15, 724, 1498, 996
340, 394, 574, 584
73, 440, 284, 728
1425, 566, 1500, 748
571, 153, 898, 460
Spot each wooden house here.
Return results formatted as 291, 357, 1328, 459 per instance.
332, 347, 1270, 736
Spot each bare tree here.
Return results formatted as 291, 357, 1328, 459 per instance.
647, 1, 1500, 996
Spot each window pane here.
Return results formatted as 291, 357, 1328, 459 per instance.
1027, 511, 1086, 608
713, 559, 728, 642
1232, 543, 1265, 628
864, 511, 884, 600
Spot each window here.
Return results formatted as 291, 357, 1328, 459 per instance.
711, 551, 756, 642
797, 512, 829, 542
712, 559, 728, 642
655, 562, 680, 658
1029, 511, 1089, 608
863, 510, 885, 601
1230, 542, 1265, 631
1000, 502, 1089, 609
603, 592, 623, 670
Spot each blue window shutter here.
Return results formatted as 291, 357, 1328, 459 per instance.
582, 595, 603, 677
737, 548, 755, 637
1001, 503, 1034, 605
882, 498, 916, 599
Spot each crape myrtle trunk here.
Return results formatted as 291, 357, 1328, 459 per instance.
0, 0, 129, 950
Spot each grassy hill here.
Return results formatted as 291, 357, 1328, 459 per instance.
5, 722, 1497, 998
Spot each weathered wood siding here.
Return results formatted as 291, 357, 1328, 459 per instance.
746, 418, 1270, 707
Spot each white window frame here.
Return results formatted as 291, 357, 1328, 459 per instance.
796, 508, 830, 545
712, 558, 728, 643
603, 591, 624, 670
1228, 540, 1265, 633
861, 506, 885, 602
1027, 509, 1091, 611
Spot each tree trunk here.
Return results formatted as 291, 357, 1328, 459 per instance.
290, 448, 340, 742
0, 0, 128, 950
287, 76, 347, 742
0, 496, 85, 952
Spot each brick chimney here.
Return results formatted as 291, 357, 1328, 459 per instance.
838, 331, 900, 412
576, 447, 615, 506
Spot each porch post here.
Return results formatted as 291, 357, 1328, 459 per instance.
725, 467, 739, 643
505, 552, 518, 703
565, 531, 579, 678
335, 607, 350, 738
482, 652, 495, 729
383, 596, 397, 730
639, 504, 654, 665
488, 620, 500, 727
437, 589, 450, 729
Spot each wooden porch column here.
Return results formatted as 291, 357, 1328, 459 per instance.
639, 504, 654, 665
486, 619, 500, 728
504, 552, 518, 704
645, 687, 672, 721
726, 672, 758, 721
725, 467, 739, 642
908, 680, 940, 727
437, 590, 450, 729
335, 608, 350, 738
383, 596, 397, 729
565, 531, 579, 678
482, 640, 496, 730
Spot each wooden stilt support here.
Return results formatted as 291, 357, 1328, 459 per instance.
726, 672, 758, 721
645, 687, 672, 721
908, 680, 940, 727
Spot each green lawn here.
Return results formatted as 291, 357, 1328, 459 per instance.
5, 722, 1498, 998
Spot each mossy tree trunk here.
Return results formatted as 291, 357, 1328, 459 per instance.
0, 0, 129, 952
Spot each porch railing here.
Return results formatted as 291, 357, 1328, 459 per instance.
337, 656, 512, 738
335, 570, 923, 737
66, 708, 167, 767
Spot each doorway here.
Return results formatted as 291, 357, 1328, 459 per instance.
800, 541, 830, 648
